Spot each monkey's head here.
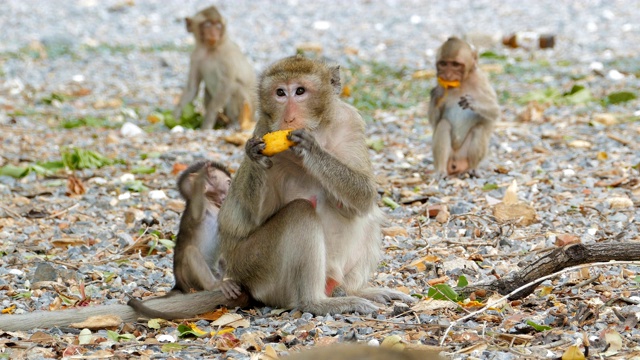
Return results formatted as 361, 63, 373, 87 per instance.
258, 56, 341, 133
435, 37, 477, 83
186, 6, 226, 49
178, 161, 231, 207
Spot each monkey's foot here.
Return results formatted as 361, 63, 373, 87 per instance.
354, 287, 416, 304
301, 296, 378, 315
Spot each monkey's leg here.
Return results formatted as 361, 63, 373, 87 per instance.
432, 120, 452, 175
202, 92, 232, 130
232, 199, 377, 315
181, 244, 220, 291
222, 89, 244, 125
451, 124, 489, 174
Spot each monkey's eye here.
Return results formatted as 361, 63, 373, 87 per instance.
295, 87, 305, 95
276, 89, 286, 97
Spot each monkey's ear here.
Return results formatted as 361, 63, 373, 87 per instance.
185, 17, 193, 33
330, 66, 342, 95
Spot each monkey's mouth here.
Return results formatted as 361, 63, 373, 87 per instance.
437, 78, 461, 89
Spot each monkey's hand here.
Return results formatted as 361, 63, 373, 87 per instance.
220, 279, 243, 300
246, 137, 273, 169
458, 95, 474, 110
288, 129, 319, 158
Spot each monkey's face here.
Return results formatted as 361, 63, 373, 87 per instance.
200, 20, 224, 48
205, 168, 231, 206
437, 59, 465, 83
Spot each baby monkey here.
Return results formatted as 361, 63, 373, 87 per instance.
128, 161, 241, 318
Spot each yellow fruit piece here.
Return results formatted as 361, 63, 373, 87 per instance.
437, 77, 461, 89
262, 130, 296, 156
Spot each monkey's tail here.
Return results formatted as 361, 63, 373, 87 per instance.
128, 289, 250, 320
0, 290, 251, 331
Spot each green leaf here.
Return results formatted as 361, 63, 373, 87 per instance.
457, 275, 469, 288
633, 275, 640, 284
482, 183, 499, 191
37, 161, 65, 170
124, 180, 148, 192
562, 85, 592, 104
61, 147, 115, 170
479, 51, 507, 60
606, 91, 637, 105
131, 166, 156, 175
519, 88, 561, 104
148, 318, 162, 329
106, 330, 120, 342
427, 284, 460, 301
42, 92, 68, 105
526, 320, 552, 332
367, 138, 385, 152
382, 197, 400, 210
0, 164, 29, 178
161, 343, 186, 353
140, 152, 162, 160
158, 239, 176, 249
177, 324, 207, 338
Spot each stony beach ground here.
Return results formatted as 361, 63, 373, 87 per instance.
1, 0, 639, 358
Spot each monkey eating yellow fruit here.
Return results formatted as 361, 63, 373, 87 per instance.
262, 130, 296, 156
437, 78, 461, 89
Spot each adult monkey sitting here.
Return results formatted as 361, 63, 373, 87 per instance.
217, 56, 414, 315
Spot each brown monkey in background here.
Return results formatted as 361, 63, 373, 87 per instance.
128, 161, 242, 319
285, 344, 445, 360
217, 56, 414, 315
174, 5, 256, 129
428, 37, 500, 176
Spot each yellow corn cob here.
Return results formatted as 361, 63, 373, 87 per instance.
437, 77, 461, 89
262, 130, 296, 156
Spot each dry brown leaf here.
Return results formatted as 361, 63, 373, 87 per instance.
517, 101, 547, 122
426, 204, 444, 217
67, 175, 86, 195
435, 205, 450, 223
503, 180, 519, 205
568, 140, 592, 149
172, 162, 188, 175
198, 307, 228, 321
381, 226, 408, 237
556, 234, 581, 247
51, 237, 86, 247
493, 203, 537, 226
93, 98, 123, 109
70, 315, 122, 329
30, 331, 55, 344
223, 132, 252, 146
592, 113, 618, 126
147, 113, 162, 124
427, 276, 448, 286
211, 313, 249, 328
607, 196, 633, 209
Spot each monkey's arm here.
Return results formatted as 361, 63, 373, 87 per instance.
174, 56, 203, 118
188, 165, 208, 222
427, 87, 444, 129
289, 130, 376, 215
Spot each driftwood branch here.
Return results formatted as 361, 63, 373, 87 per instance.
481, 242, 640, 299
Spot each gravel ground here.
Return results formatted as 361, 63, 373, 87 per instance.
1, 0, 640, 359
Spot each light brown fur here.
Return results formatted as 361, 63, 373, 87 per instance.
218, 56, 414, 315
428, 37, 500, 176
127, 161, 242, 319
174, 5, 256, 129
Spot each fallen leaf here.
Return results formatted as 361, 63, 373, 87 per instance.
556, 234, 581, 246
426, 204, 444, 217
211, 313, 249, 328
199, 307, 228, 321
67, 175, 86, 195
592, 113, 617, 126
214, 332, 241, 351
607, 196, 633, 209
493, 203, 537, 226
402, 254, 439, 272
596, 151, 608, 161
517, 101, 547, 122
381, 226, 408, 237
264, 344, 279, 359
412, 69, 436, 79
435, 205, 449, 223
2, 305, 16, 314
223, 132, 252, 146
381, 334, 404, 350
602, 328, 623, 356
503, 180, 519, 205
172, 163, 188, 175
51, 237, 87, 247
30, 331, 54, 344
70, 315, 123, 329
